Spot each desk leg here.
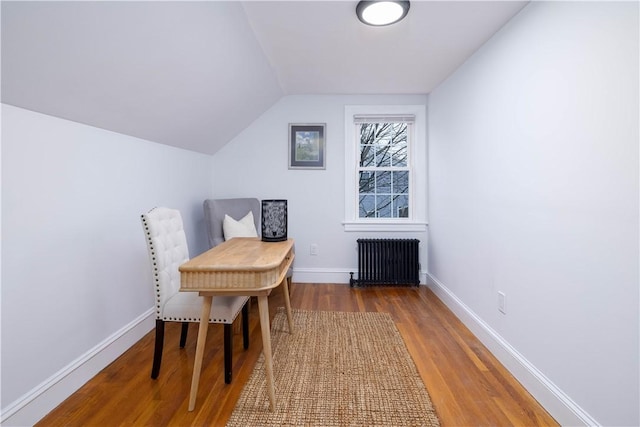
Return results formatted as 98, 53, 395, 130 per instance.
257, 295, 276, 411
282, 278, 294, 335
188, 295, 212, 412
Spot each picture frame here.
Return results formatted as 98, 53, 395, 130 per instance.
288, 123, 326, 169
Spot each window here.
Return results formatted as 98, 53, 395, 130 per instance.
358, 120, 411, 219
344, 105, 427, 232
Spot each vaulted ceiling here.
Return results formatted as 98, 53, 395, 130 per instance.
2, 1, 528, 155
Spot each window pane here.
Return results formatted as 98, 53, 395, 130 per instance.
390, 123, 407, 142
393, 195, 409, 218
359, 123, 376, 167
359, 171, 374, 193
359, 123, 377, 145
391, 143, 407, 167
376, 171, 391, 193
393, 171, 409, 194
360, 144, 374, 167
376, 195, 391, 218
376, 143, 391, 167
359, 195, 375, 217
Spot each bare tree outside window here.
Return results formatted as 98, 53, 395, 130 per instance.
358, 122, 410, 218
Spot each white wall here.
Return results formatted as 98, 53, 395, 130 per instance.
212, 94, 429, 283
428, 2, 638, 426
1, 105, 214, 425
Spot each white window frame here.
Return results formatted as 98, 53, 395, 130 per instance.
343, 105, 427, 232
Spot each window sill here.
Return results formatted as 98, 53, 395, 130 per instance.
342, 221, 428, 232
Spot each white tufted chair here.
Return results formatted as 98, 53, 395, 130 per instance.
141, 207, 249, 383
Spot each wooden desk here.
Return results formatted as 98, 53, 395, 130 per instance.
179, 237, 295, 412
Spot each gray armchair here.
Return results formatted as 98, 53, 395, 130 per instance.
204, 198, 261, 248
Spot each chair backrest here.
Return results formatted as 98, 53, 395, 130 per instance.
141, 207, 189, 319
203, 198, 260, 248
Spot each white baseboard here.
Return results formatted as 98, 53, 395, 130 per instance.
1, 309, 155, 427
292, 267, 352, 284
426, 273, 599, 427
292, 267, 428, 285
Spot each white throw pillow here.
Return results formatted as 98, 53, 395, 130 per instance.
223, 211, 258, 240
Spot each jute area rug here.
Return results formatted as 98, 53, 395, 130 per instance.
227, 308, 440, 426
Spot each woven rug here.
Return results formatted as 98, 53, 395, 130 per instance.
227, 308, 440, 426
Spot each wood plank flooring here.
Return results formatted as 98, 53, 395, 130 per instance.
36, 283, 558, 426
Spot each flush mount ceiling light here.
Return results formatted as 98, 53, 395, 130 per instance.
356, 1, 410, 26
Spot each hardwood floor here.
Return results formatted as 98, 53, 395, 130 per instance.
36, 283, 558, 426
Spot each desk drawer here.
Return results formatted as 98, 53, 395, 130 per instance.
181, 247, 293, 291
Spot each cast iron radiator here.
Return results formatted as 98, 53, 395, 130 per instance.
350, 239, 420, 287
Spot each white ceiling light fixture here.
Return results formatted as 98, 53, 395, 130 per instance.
356, 1, 410, 26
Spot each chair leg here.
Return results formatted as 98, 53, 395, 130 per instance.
224, 323, 232, 384
151, 319, 165, 379
242, 303, 249, 350
179, 322, 189, 348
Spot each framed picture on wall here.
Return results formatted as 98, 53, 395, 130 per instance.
288, 123, 326, 169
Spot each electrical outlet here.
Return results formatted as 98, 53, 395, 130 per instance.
498, 291, 506, 314
310, 244, 319, 256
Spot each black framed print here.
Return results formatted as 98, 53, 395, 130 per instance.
288, 123, 326, 169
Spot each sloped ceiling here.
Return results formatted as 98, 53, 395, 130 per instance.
2, 1, 528, 155
243, 1, 527, 95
